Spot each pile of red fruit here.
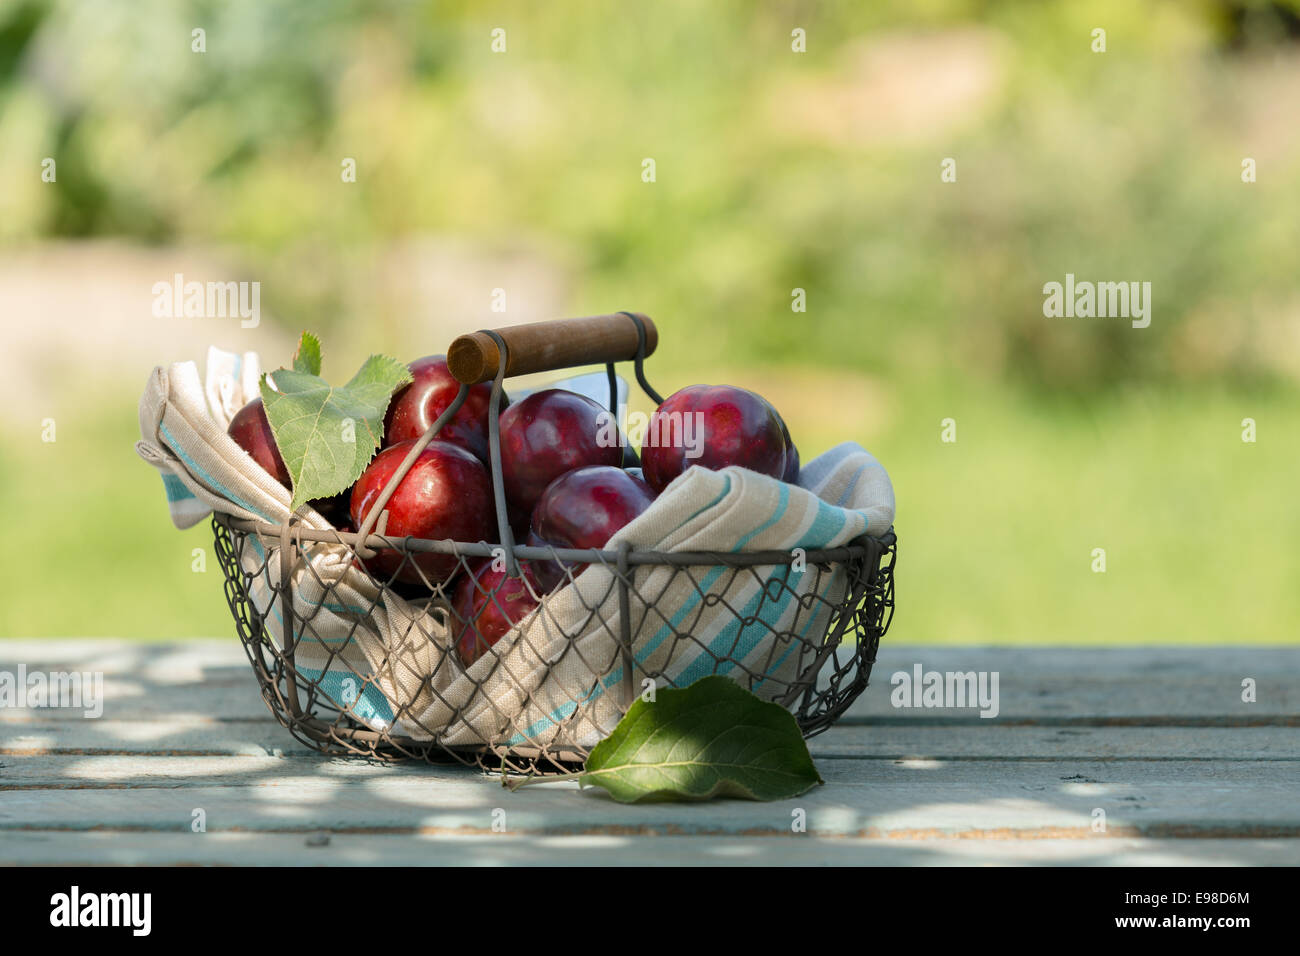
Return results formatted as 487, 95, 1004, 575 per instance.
228, 356, 800, 667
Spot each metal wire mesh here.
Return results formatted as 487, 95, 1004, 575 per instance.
213, 514, 896, 775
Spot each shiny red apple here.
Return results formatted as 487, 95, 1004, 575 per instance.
497, 389, 622, 515
521, 529, 571, 593
383, 355, 506, 462
532, 466, 657, 551
783, 442, 801, 483
640, 385, 789, 492
349, 439, 494, 587
776, 415, 800, 483
452, 559, 544, 666
228, 397, 290, 488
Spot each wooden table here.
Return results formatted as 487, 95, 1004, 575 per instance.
1, 641, 1296, 865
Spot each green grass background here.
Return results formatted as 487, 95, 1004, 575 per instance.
1, 0, 1298, 642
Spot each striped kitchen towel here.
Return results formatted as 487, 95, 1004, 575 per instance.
427, 443, 894, 750
138, 348, 895, 752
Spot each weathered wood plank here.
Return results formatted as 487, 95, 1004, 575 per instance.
0, 639, 269, 721
841, 646, 1299, 722
2, 771, 1297, 837
0, 677, 268, 723
1, 831, 1294, 866
3, 754, 1292, 789
3, 673, 1293, 725
4, 673, 1293, 725
4, 719, 1296, 760
841, 678, 1297, 724
0, 641, 247, 680
810, 726, 1300, 760
855, 645, 1300, 676
0, 717, 307, 756
4, 642, 1295, 723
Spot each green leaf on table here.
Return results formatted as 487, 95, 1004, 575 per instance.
577, 675, 824, 803
261, 353, 412, 510
293, 331, 322, 375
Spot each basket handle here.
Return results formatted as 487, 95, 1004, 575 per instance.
447, 312, 657, 384
355, 311, 659, 571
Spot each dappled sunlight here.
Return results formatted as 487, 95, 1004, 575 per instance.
248, 778, 345, 806
141, 645, 255, 684
1060, 782, 1118, 797
0, 732, 53, 751
362, 774, 543, 811
93, 718, 219, 743
56, 754, 281, 782
861, 797, 1097, 834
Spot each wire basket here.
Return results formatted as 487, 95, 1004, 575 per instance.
212, 313, 897, 774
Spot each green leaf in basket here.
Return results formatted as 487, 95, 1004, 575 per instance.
576, 675, 824, 803
293, 330, 322, 375
260, 346, 412, 511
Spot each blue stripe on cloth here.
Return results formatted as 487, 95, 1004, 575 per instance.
245, 535, 393, 729
161, 473, 197, 502
505, 684, 606, 747
159, 422, 268, 520
803, 494, 855, 548
740, 499, 855, 687
834, 463, 866, 507
666, 483, 796, 685
752, 566, 845, 693
295, 665, 394, 725
745, 499, 857, 688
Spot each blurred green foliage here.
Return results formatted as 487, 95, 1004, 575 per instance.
0, 1, 1297, 641
4, 0, 1300, 386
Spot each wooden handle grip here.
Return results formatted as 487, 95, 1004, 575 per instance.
447, 312, 657, 384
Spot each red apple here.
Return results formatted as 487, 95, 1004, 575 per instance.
310, 489, 352, 528
452, 559, 544, 666
522, 529, 571, 593
349, 440, 494, 587
776, 415, 800, 483
532, 466, 657, 551
497, 389, 622, 515
783, 442, 801, 483
640, 385, 789, 492
383, 355, 506, 462
228, 397, 290, 488
507, 500, 532, 542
